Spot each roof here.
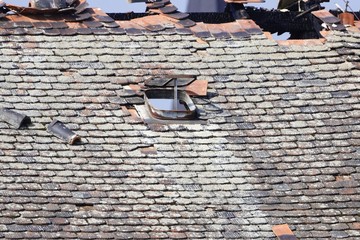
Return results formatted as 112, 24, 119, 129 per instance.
0, 1, 360, 239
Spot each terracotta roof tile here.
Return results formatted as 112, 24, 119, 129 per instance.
190, 22, 212, 38
236, 19, 263, 35
221, 22, 250, 38
131, 17, 166, 32
0, 2, 267, 40
32, 21, 52, 29
207, 23, 232, 39
116, 20, 146, 35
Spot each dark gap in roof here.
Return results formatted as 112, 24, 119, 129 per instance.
246, 7, 322, 39
75, 203, 94, 207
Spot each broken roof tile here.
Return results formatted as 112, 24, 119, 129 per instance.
312, 10, 341, 24
131, 17, 165, 32
91, 8, 116, 23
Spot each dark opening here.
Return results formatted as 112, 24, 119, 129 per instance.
144, 89, 197, 120
246, 7, 322, 39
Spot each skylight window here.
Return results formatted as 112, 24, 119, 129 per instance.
144, 89, 197, 120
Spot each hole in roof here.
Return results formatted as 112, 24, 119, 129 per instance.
144, 89, 197, 120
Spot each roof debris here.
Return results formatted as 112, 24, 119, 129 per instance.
312, 9, 346, 31
47, 119, 81, 145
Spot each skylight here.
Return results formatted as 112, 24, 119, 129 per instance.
144, 89, 197, 120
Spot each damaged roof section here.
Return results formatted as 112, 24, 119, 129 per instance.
0, 0, 360, 240
0, 0, 264, 39
0, 0, 355, 41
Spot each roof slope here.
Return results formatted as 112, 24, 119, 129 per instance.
0, 7, 359, 240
